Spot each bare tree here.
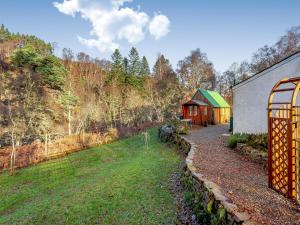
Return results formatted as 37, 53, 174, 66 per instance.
177, 49, 216, 94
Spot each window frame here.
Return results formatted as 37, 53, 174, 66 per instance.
189, 106, 193, 116
203, 107, 207, 116
193, 106, 198, 116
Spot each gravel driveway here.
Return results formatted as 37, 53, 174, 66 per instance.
184, 124, 300, 225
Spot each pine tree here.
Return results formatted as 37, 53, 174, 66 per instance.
123, 57, 129, 75
108, 49, 125, 83
140, 56, 150, 76
0, 24, 11, 42
111, 49, 123, 71
128, 47, 141, 76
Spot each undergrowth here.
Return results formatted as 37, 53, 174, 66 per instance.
227, 133, 267, 151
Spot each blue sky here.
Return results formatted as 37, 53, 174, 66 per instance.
0, 0, 299, 73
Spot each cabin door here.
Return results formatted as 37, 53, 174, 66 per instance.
201, 106, 208, 125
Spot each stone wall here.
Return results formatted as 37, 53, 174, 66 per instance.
159, 127, 255, 224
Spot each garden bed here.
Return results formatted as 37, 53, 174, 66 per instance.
234, 143, 268, 167
226, 133, 268, 167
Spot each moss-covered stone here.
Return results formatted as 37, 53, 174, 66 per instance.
181, 169, 229, 225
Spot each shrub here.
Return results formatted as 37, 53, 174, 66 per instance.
167, 119, 190, 135
11, 45, 40, 68
227, 133, 268, 151
35, 55, 66, 90
11, 44, 66, 90
227, 133, 248, 148
247, 133, 268, 152
183, 191, 192, 204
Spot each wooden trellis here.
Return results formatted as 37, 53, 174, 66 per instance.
268, 77, 300, 203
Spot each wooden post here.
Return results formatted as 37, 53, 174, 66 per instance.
268, 115, 272, 188
287, 115, 293, 198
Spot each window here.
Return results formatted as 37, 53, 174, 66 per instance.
193, 106, 198, 116
189, 106, 193, 116
203, 107, 207, 116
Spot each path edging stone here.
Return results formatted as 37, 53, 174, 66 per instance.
181, 135, 257, 225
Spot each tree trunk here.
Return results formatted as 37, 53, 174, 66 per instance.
119, 107, 123, 128
68, 106, 72, 135
44, 133, 48, 156
10, 129, 15, 175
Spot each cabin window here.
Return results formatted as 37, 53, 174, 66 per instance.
203, 107, 207, 116
193, 106, 198, 116
189, 106, 193, 116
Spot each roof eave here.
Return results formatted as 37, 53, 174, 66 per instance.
232, 50, 300, 88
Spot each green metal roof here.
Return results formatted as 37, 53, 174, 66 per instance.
196, 89, 230, 108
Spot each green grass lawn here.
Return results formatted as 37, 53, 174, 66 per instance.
0, 129, 180, 225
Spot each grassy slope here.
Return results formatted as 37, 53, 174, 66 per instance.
0, 129, 180, 225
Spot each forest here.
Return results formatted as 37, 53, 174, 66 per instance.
0, 24, 300, 150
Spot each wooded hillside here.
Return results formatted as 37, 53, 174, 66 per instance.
0, 25, 185, 149
1, 24, 300, 149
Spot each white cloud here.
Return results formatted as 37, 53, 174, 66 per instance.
112, 0, 133, 8
53, 0, 170, 52
149, 14, 170, 40
53, 0, 79, 16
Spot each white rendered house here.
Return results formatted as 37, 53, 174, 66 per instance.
232, 51, 300, 134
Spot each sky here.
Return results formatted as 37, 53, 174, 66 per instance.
0, 0, 300, 73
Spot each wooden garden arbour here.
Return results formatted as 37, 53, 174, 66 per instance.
268, 77, 300, 202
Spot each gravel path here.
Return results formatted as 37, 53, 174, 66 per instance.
185, 124, 300, 225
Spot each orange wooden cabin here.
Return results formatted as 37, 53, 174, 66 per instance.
182, 89, 230, 125
182, 99, 209, 126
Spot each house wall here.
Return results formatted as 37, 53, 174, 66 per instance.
215, 108, 230, 124
212, 108, 230, 124
232, 52, 300, 134
213, 108, 220, 124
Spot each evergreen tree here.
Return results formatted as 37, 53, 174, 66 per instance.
11, 44, 66, 90
11, 45, 39, 68
35, 55, 66, 90
108, 49, 125, 83
111, 49, 123, 70
123, 57, 129, 75
0, 24, 11, 42
140, 56, 150, 76
128, 47, 141, 76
